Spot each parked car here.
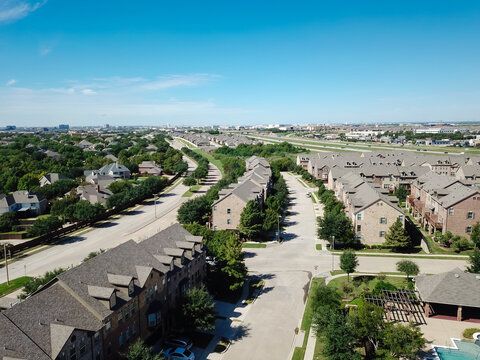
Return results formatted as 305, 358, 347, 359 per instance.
305, 193, 311, 198
164, 335, 193, 350
164, 347, 195, 360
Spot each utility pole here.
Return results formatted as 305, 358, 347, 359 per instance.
4, 243, 9, 285
154, 195, 157, 219
331, 235, 335, 271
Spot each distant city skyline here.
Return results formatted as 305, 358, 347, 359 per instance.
1, 1, 480, 126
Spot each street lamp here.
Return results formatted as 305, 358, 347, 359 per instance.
331, 235, 335, 271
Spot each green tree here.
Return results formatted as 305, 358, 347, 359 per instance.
385, 219, 412, 251
17, 173, 40, 191
396, 260, 419, 281
181, 286, 216, 331
394, 185, 409, 202
382, 322, 425, 360
317, 212, 354, 246
177, 196, 210, 224
27, 216, 63, 237
467, 247, 480, 274
322, 311, 362, 360
0, 212, 18, 232
73, 201, 105, 221
20, 268, 66, 298
311, 285, 342, 312
183, 176, 197, 186
262, 208, 280, 231
340, 249, 358, 282
123, 340, 164, 360
238, 200, 264, 240
108, 180, 132, 194
470, 222, 480, 248
348, 302, 385, 357
220, 233, 248, 291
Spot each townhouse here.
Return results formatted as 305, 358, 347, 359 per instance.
332, 172, 405, 245
0, 224, 206, 360
211, 156, 272, 231
407, 172, 480, 237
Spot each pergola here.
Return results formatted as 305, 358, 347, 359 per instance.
364, 289, 427, 325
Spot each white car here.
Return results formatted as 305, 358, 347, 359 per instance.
164, 347, 195, 360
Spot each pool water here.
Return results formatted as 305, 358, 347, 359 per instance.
435, 340, 480, 360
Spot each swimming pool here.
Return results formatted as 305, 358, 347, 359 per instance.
434, 339, 480, 360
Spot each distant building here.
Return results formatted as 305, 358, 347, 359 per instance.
58, 124, 70, 130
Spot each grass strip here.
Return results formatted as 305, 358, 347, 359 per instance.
242, 243, 267, 248
182, 184, 201, 197
0, 276, 32, 297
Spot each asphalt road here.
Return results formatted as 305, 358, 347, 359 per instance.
0, 148, 221, 283
224, 172, 468, 360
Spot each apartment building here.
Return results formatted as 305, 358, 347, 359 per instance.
407, 172, 480, 237
0, 224, 206, 360
211, 156, 271, 231
333, 172, 405, 245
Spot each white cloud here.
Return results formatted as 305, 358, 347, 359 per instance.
0, 0, 48, 24
6, 79, 16, 86
39, 45, 53, 55
81, 89, 96, 95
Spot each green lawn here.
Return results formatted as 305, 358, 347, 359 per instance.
242, 243, 267, 248
0, 276, 32, 297
192, 149, 225, 177
316, 243, 322, 250
327, 275, 407, 300
309, 193, 317, 203
175, 137, 196, 149
182, 184, 201, 197
329, 246, 425, 254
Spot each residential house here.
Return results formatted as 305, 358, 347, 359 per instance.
85, 163, 131, 180
76, 185, 113, 206
407, 172, 480, 237
0, 191, 48, 215
40, 173, 69, 187
138, 161, 163, 176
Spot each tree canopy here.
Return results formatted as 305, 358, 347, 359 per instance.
396, 260, 419, 281
340, 249, 358, 282
385, 219, 412, 251
181, 286, 216, 331
238, 200, 264, 240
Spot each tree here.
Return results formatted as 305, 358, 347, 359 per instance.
382, 322, 425, 360
396, 260, 419, 281
108, 180, 132, 194
238, 200, 264, 240
262, 208, 280, 231
181, 286, 216, 331
322, 311, 362, 360
183, 176, 197, 187
17, 173, 40, 191
177, 196, 210, 224
467, 247, 480, 273
340, 249, 358, 282
470, 222, 480, 248
394, 185, 409, 202
20, 268, 66, 298
311, 285, 342, 312
385, 219, 412, 251
27, 216, 63, 237
220, 233, 248, 291
123, 340, 164, 360
317, 212, 354, 246
73, 201, 105, 221
348, 302, 385, 357
0, 211, 18, 232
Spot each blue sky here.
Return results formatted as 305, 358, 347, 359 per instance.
1, 1, 480, 126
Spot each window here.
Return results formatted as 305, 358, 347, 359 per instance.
124, 307, 129, 320
356, 225, 361, 232
118, 311, 123, 324
126, 327, 130, 340
128, 281, 134, 296
227, 219, 231, 225
148, 313, 156, 327
131, 302, 136, 315
132, 322, 136, 335
356, 213, 362, 221
154, 282, 158, 294
384, 184, 390, 189
398, 215, 403, 222
449, 208, 454, 215
213, 205, 217, 211
213, 226, 218, 231
379, 231, 386, 237
467, 211, 474, 219
70, 345, 77, 360
467, 226, 472, 233
227, 208, 231, 214
156, 311, 162, 324
119, 333, 124, 346
80, 338, 86, 355
380, 217, 387, 224
105, 321, 111, 335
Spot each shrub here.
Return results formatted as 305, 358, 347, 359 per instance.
462, 328, 480, 339
372, 281, 397, 295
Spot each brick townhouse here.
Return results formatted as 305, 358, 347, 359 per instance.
211, 156, 272, 231
0, 224, 206, 360
331, 172, 405, 246
407, 172, 480, 237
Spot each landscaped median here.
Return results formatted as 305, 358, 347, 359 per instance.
182, 184, 201, 197
242, 242, 267, 248
319, 246, 468, 260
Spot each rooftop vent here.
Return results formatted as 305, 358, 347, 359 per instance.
476, 275, 480, 280
454, 273, 460, 278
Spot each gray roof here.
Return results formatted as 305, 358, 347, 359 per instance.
41, 173, 68, 184
0, 191, 46, 208
2, 282, 103, 358
98, 162, 130, 176
416, 268, 480, 308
